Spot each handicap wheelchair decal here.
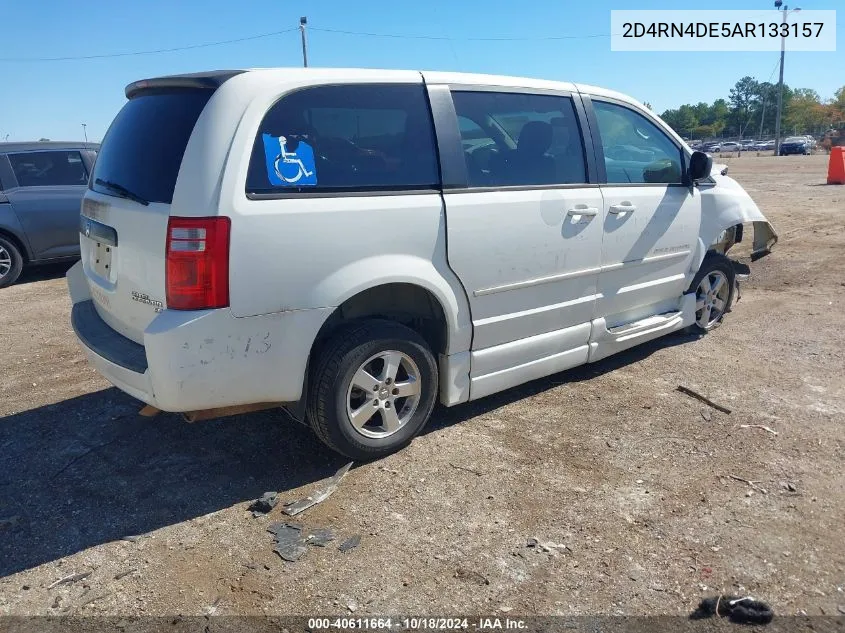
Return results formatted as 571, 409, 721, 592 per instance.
262, 133, 317, 186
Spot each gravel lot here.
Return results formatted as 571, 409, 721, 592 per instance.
1, 154, 843, 619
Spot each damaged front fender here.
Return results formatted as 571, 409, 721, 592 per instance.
694, 166, 778, 270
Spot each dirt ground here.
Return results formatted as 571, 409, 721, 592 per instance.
0, 154, 843, 619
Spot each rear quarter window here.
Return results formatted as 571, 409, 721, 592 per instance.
92, 90, 211, 204
246, 84, 440, 194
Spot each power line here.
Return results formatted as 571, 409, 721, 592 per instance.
0, 28, 298, 62
309, 26, 611, 41
6, 17, 835, 63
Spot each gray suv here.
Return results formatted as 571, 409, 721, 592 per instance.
0, 142, 98, 287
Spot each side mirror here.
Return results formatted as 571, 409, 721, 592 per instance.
688, 151, 712, 183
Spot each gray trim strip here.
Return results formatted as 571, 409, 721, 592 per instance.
571, 94, 598, 184
475, 265, 601, 296
579, 95, 608, 184
246, 188, 440, 201
426, 84, 469, 189
476, 250, 692, 297
80, 215, 118, 246
71, 300, 148, 374
446, 183, 600, 194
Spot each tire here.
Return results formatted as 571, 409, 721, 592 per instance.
687, 252, 736, 333
306, 319, 439, 460
0, 236, 24, 289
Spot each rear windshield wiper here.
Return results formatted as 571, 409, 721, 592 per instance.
94, 178, 149, 206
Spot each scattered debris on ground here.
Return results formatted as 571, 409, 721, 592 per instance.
268, 521, 337, 562
449, 462, 483, 476
77, 590, 111, 610
700, 409, 712, 422
113, 569, 136, 580
338, 535, 361, 553
690, 595, 774, 625
724, 474, 768, 494
526, 537, 570, 555
283, 462, 352, 516
248, 491, 279, 516
739, 424, 779, 436
676, 385, 732, 414
268, 522, 308, 562
305, 527, 335, 547
47, 571, 92, 589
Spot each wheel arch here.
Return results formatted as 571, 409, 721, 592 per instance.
314, 282, 455, 361
310, 256, 473, 356
285, 273, 471, 424
692, 188, 778, 276
0, 227, 30, 264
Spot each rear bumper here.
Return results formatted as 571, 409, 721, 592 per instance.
66, 261, 333, 412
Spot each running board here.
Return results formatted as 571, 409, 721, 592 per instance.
588, 294, 696, 363
607, 311, 683, 339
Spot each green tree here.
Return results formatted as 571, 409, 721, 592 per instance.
834, 86, 845, 109
728, 76, 760, 136
785, 88, 826, 134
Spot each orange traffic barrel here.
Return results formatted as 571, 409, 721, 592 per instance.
828, 147, 845, 185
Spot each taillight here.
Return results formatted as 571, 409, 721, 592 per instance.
165, 216, 230, 310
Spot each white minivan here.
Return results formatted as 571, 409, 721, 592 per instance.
68, 68, 777, 459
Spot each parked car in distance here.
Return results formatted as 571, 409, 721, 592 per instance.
780, 136, 811, 155
755, 140, 776, 151
67, 68, 778, 459
0, 141, 98, 287
719, 141, 742, 152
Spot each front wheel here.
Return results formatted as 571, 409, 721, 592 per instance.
307, 320, 439, 460
0, 236, 24, 289
688, 253, 735, 333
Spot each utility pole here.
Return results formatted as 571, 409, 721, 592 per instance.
773, 1, 800, 156
299, 16, 308, 67
81, 123, 88, 143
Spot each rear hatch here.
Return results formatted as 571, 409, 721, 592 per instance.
80, 77, 234, 344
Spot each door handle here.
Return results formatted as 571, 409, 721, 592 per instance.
608, 202, 637, 214
566, 206, 599, 218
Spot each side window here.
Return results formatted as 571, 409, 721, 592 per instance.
8, 151, 88, 187
592, 101, 684, 184
247, 84, 439, 193
451, 91, 587, 188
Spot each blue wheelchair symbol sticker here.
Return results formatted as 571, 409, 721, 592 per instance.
262, 134, 317, 186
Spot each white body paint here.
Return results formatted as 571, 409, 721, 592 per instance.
68, 68, 776, 412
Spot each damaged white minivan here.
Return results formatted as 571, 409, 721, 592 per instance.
68, 68, 777, 459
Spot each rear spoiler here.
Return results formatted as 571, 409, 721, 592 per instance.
125, 70, 245, 99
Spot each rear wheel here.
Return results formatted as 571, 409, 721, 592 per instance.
0, 236, 23, 288
307, 320, 438, 460
688, 253, 735, 333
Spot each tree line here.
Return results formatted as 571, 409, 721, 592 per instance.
660, 76, 845, 140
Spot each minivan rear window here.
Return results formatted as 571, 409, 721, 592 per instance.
91, 90, 211, 204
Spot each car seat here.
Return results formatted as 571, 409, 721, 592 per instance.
490, 121, 556, 186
